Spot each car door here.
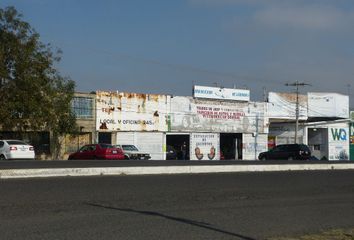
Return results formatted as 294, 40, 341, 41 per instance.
277, 145, 290, 160
268, 146, 281, 160
76, 145, 91, 159
84, 145, 97, 159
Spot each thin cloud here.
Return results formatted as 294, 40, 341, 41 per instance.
253, 5, 354, 31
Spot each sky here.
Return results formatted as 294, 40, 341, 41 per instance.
2, 0, 354, 108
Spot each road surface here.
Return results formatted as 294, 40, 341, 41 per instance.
1, 170, 354, 239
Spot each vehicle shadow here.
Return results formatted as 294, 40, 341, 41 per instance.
85, 202, 256, 240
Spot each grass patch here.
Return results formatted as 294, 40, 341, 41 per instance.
269, 228, 354, 240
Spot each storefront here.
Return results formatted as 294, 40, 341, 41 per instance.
306, 121, 350, 160
169, 95, 268, 160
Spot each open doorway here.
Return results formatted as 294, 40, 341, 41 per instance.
166, 134, 190, 160
220, 133, 242, 160
98, 132, 112, 144
308, 128, 328, 160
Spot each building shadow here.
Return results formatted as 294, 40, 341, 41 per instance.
84, 202, 256, 240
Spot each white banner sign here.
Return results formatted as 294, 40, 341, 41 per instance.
308, 92, 349, 118
193, 85, 250, 102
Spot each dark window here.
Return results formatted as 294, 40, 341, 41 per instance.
71, 97, 94, 119
0, 141, 4, 148
7, 140, 28, 145
287, 145, 298, 151
273, 145, 286, 151
80, 145, 90, 152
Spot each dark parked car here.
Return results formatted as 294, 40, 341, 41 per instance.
166, 145, 178, 160
68, 144, 125, 160
258, 144, 311, 160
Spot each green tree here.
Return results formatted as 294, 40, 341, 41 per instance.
0, 6, 78, 159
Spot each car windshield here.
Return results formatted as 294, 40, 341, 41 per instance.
122, 145, 139, 151
7, 140, 28, 145
300, 144, 310, 151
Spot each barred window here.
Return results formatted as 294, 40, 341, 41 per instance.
72, 97, 93, 119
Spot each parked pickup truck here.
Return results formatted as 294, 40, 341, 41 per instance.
115, 144, 151, 160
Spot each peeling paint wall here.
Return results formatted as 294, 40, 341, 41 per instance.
96, 91, 170, 132
170, 96, 268, 133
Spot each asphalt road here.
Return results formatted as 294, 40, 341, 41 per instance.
1, 171, 354, 240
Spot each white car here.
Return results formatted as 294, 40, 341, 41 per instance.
0, 140, 35, 160
115, 144, 151, 160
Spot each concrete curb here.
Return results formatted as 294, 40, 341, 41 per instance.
1, 163, 354, 179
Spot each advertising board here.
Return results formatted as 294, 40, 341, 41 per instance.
190, 133, 219, 160
193, 85, 250, 102
170, 96, 267, 133
328, 125, 349, 160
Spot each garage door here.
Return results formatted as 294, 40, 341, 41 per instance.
116, 132, 164, 160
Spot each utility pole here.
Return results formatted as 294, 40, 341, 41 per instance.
285, 81, 311, 144
347, 83, 351, 97
263, 87, 267, 102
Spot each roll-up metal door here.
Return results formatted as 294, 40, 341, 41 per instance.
116, 132, 164, 160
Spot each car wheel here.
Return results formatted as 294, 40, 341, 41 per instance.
288, 156, 294, 160
124, 155, 130, 160
0, 155, 6, 161
260, 156, 266, 161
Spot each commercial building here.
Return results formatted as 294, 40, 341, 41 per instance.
2, 85, 351, 161
93, 86, 268, 160
63, 86, 351, 161
268, 92, 351, 160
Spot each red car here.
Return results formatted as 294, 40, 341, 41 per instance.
68, 144, 125, 160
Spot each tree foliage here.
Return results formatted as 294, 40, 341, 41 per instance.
0, 6, 78, 156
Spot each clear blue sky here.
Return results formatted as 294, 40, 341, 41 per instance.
2, 0, 354, 107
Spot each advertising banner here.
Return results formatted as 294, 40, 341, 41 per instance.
170, 97, 268, 133
193, 85, 250, 102
268, 92, 307, 120
190, 133, 219, 160
328, 125, 349, 160
308, 92, 349, 118
96, 91, 170, 131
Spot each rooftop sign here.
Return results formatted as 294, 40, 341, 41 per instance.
193, 85, 250, 102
